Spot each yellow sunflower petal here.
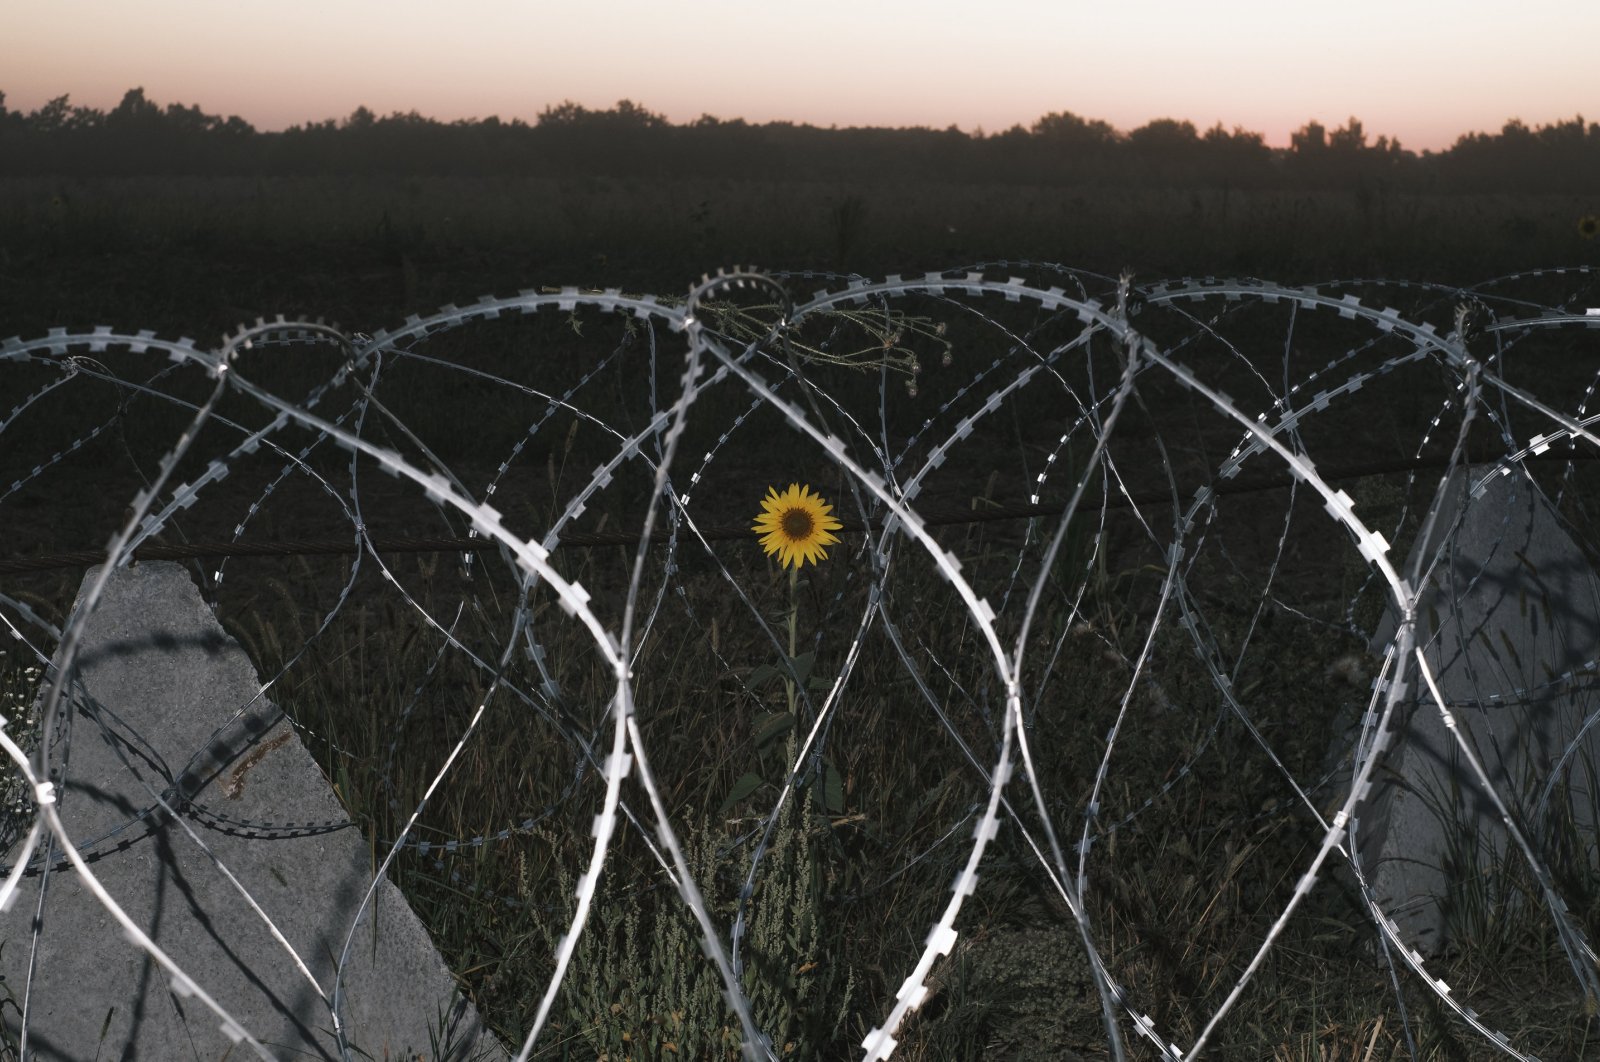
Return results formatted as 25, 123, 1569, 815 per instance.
752, 482, 842, 569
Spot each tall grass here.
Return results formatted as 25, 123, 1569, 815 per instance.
7, 465, 1596, 1056
4, 257, 1600, 1058
3, 174, 1595, 341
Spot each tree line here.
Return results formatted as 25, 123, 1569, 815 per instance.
1, 88, 1594, 193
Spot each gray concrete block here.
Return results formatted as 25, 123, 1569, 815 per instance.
1, 561, 509, 1061
1336, 464, 1600, 955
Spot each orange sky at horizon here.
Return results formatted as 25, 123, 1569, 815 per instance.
5, 0, 1597, 155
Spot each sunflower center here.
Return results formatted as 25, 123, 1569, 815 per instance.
781, 507, 815, 540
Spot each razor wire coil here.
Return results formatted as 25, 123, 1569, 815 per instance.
2, 261, 1599, 1060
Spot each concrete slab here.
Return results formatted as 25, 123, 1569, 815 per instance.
0, 561, 509, 1061
1334, 464, 1600, 955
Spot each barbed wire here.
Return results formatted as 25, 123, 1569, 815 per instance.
2, 261, 1599, 1060
10, 448, 1600, 578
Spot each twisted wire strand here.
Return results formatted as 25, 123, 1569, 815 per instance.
1, 263, 1597, 1061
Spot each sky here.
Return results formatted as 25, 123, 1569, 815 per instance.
4, 0, 1597, 153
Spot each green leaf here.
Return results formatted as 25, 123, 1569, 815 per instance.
752, 710, 795, 749
821, 761, 845, 815
719, 772, 765, 815
788, 651, 816, 687
747, 663, 782, 689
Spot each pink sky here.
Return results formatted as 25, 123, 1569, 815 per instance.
5, 0, 1596, 153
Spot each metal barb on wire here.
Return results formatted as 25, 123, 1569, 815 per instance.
4, 261, 1599, 1062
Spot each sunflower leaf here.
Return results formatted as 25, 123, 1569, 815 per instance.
820, 761, 845, 815
753, 710, 795, 748
747, 663, 782, 689
787, 651, 815, 686
719, 772, 765, 814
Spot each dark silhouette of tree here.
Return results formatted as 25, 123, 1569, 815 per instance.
1279, 116, 1426, 189
1126, 118, 1200, 182
1026, 110, 1118, 179
1030, 110, 1119, 147
1196, 123, 1273, 188
107, 87, 162, 131
1328, 116, 1366, 152
1290, 119, 1327, 157
0, 87, 1591, 192
28, 94, 101, 133
1127, 118, 1198, 149
1443, 113, 1598, 191
531, 98, 673, 173
0, 88, 265, 174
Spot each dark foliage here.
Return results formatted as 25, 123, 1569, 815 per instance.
1, 88, 1597, 192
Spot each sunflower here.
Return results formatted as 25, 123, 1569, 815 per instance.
1580, 215, 1599, 240
753, 483, 842, 569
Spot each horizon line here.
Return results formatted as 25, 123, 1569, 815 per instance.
3, 86, 1593, 156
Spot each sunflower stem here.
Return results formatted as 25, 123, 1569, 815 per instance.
785, 563, 798, 720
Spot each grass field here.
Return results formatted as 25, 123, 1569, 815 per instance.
2, 176, 1600, 1059
1, 174, 1595, 338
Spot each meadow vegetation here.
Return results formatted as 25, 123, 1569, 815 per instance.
2, 173, 1595, 339
1, 174, 1599, 1059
